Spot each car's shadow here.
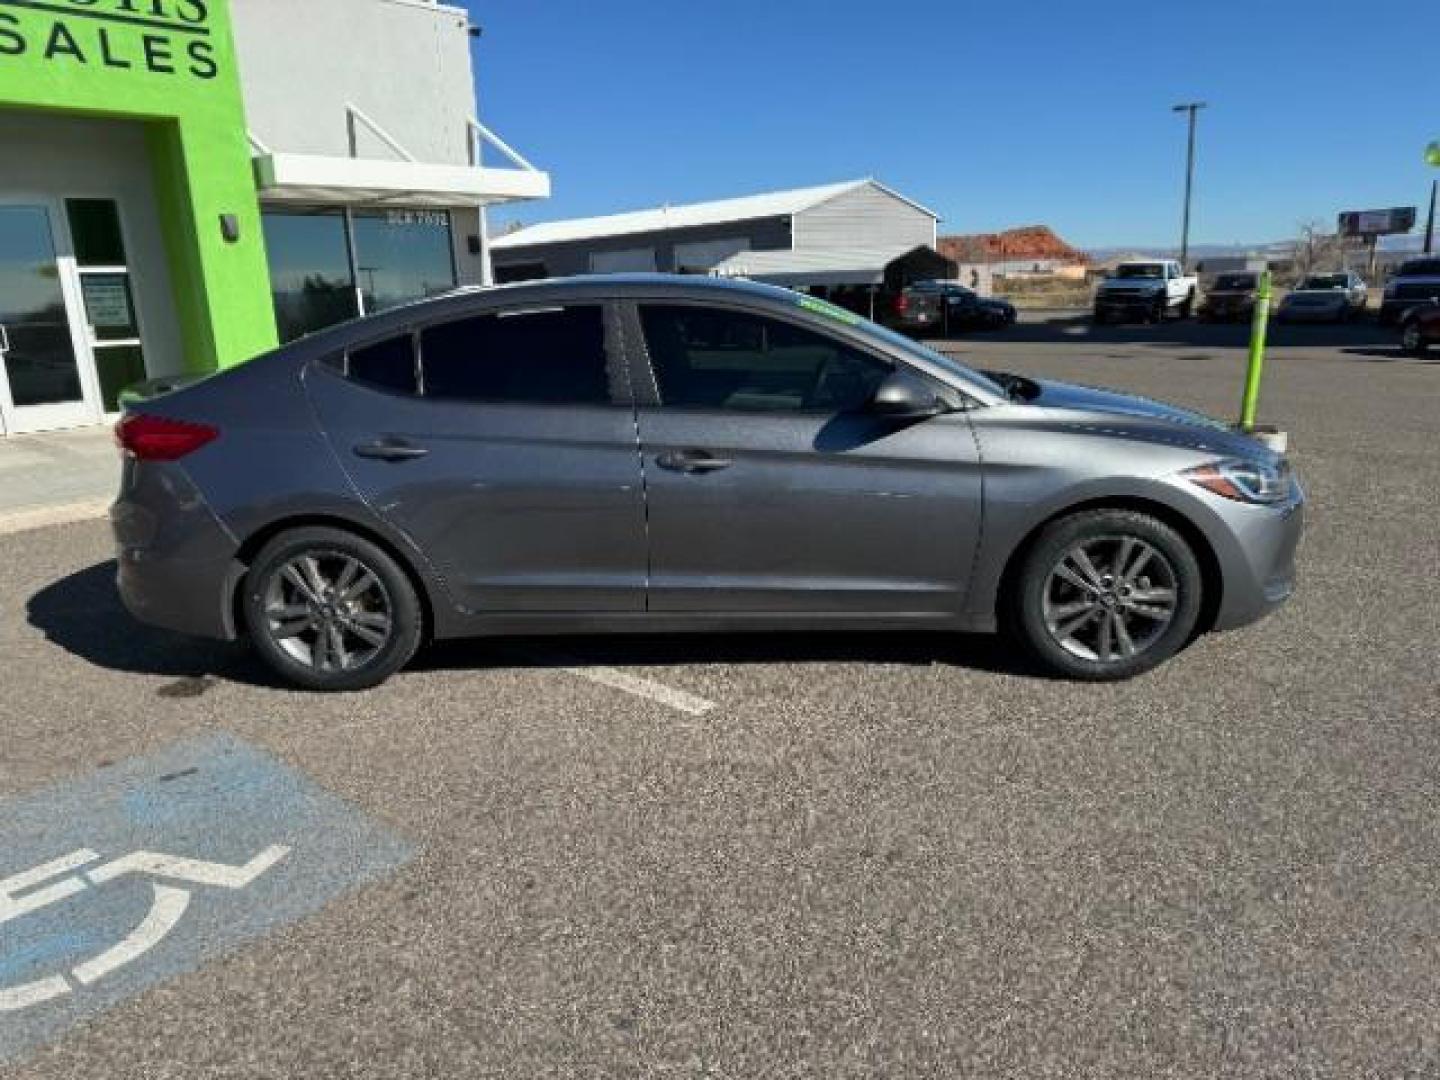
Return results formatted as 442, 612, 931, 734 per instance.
1340, 346, 1436, 363
928, 312, 1401, 350
26, 561, 275, 687
28, 561, 1044, 691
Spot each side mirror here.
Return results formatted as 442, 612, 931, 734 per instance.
867, 372, 946, 420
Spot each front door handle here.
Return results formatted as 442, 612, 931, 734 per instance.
353, 437, 429, 462
656, 449, 733, 474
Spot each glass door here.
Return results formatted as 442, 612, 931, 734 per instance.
0, 201, 100, 434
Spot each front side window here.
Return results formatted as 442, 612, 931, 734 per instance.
421, 306, 611, 405
347, 334, 418, 395
639, 305, 892, 414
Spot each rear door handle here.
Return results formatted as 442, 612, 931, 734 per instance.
353, 438, 429, 462
656, 449, 733, 474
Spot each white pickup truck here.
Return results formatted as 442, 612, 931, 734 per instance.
1093, 259, 1198, 323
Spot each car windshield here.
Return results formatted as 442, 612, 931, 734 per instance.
1116, 264, 1164, 279
1214, 274, 1256, 290
1298, 274, 1347, 290
1397, 259, 1440, 277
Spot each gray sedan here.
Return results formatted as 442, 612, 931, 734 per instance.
112, 276, 1303, 690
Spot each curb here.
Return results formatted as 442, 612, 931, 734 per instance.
0, 499, 111, 538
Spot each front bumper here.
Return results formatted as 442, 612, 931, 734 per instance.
1278, 304, 1346, 322
1199, 299, 1255, 321
1094, 292, 1164, 316
1208, 487, 1305, 632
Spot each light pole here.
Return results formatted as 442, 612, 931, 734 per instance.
1172, 102, 1207, 269
1425, 141, 1440, 254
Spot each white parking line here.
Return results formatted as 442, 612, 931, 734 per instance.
562, 665, 717, 717
72, 885, 190, 987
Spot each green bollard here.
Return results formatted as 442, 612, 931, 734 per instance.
1239, 270, 1272, 431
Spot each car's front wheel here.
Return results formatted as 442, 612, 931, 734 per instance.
242, 526, 423, 691
1010, 509, 1204, 680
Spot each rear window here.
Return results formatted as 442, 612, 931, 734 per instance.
420, 306, 611, 405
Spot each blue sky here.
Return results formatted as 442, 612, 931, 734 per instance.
466, 1, 1438, 249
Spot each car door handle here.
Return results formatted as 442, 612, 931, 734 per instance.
353, 438, 429, 462
656, 449, 733, 474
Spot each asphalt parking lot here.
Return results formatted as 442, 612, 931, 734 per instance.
1, 313, 1436, 1077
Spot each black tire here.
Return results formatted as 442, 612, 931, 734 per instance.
1402, 319, 1429, 356
1179, 291, 1195, 319
1149, 297, 1167, 323
242, 526, 423, 691
1008, 509, 1204, 681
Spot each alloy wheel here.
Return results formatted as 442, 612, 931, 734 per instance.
1403, 323, 1421, 351
262, 551, 394, 673
1042, 535, 1179, 663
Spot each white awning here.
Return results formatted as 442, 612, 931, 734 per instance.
253, 153, 551, 208
710, 245, 922, 287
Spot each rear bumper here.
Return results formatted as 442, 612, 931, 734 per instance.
1209, 489, 1305, 632
111, 458, 242, 641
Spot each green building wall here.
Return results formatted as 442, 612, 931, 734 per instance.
0, 0, 278, 372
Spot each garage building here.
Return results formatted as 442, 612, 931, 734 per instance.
491, 179, 955, 316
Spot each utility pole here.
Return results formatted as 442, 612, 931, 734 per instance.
1172, 102, 1207, 269
1425, 178, 1437, 255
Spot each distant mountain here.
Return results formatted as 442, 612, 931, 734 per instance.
1086, 234, 1426, 261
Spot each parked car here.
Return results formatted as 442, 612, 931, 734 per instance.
1093, 260, 1198, 323
1399, 299, 1439, 355
1198, 272, 1260, 322
1379, 257, 1440, 325
1276, 271, 1367, 323
890, 280, 1016, 336
113, 276, 1303, 690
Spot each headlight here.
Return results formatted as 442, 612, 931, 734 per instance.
1183, 458, 1293, 504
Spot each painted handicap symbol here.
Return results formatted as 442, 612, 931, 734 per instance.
0, 844, 290, 1013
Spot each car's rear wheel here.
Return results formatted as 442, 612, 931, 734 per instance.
1402, 320, 1428, 355
1010, 509, 1204, 680
242, 526, 422, 691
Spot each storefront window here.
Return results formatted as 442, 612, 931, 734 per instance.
351, 209, 456, 314
261, 208, 456, 341
261, 209, 360, 343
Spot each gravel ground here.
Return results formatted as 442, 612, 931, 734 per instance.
0, 314, 1436, 1078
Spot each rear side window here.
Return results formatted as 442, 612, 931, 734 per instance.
347, 334, 418, 395
420, 306, 610, 405
639, 304, 891, 413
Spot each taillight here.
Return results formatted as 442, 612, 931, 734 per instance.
115, 414, 219, 461
894, 294, 909, 314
